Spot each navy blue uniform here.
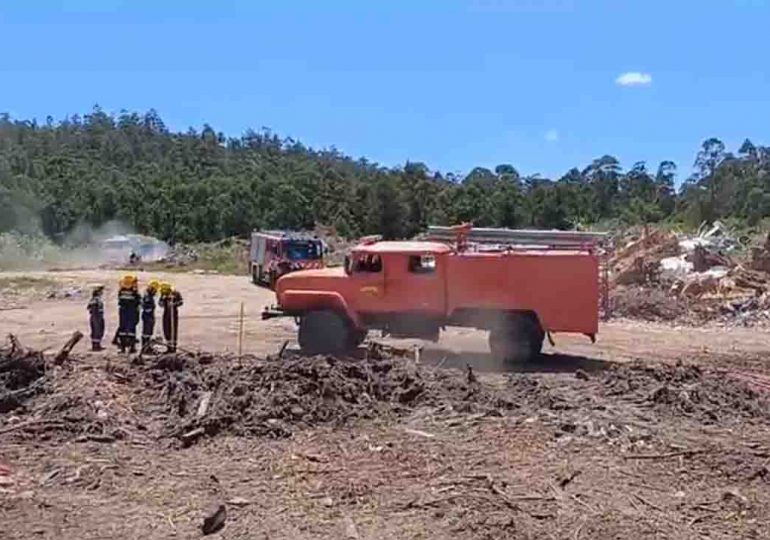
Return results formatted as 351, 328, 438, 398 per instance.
160, 291, 183, 352
117, 288, 141, 352
87, 294, 105, 350
141, 291, 156, 350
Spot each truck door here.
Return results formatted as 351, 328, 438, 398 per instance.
350, 253, 385, 314
384, 253, 446, 316
255, 236, 267, 265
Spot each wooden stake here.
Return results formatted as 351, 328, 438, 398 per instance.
54, 330, 84, 365
238, 302, 245, 357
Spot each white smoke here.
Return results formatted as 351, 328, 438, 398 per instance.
0, 220, 169, 270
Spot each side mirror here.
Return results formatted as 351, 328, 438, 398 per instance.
344, 255, 352, 275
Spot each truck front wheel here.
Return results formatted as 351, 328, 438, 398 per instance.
488, 314, 544, 364
298, 311, 354, 355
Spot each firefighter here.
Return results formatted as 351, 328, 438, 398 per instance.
117, 274, 141, 353
86, 284, 105, 351
159, 282, 183, 353
141, 279, 160, 353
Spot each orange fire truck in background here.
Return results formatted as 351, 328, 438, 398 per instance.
249, 231, 325, 289
263, 224, 607, 363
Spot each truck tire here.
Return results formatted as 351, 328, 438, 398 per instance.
488, 314, 544, 364
298, 311, 354, 355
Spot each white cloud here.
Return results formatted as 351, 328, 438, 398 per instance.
615, 71, 652, 87
544, 129, 559, 142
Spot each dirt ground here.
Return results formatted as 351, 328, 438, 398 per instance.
3, 269, 770, 366
2, 269, 770, 539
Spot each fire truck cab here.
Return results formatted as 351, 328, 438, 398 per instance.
249, 231, 325, 288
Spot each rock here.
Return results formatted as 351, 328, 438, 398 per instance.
575, 369, 589, 381
290, 406, 305, 417
201, 504, 226, 535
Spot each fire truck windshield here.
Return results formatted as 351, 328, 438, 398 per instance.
284, 240, 322, 261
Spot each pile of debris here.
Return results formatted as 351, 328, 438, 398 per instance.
0, 336, 47, 414
610, 285, 687, 322
611, 228, 680, 286
748, 231, 770, 273
507, 360, 770, 450
2, 341, 520, 445
149, 345, 516, 445
159, 244, 200, 267
4, 337, 769, 465
0, 333, 129, 442
611, 223, 770, 325
602, 360, 769, 423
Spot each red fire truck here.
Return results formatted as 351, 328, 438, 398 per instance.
262, 224, 608, 362
249, 231, 325, 288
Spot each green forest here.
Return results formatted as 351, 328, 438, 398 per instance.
1, 106, 768, 243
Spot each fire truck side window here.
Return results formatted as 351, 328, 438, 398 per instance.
409, 255, 436, 274
354, 254, 382, 273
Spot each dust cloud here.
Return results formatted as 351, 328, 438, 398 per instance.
0, 220, 169, 271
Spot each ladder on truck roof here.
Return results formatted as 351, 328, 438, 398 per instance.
426, 225, 607, 251
426, 225, 612, 320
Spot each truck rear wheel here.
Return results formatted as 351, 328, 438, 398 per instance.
488, 314, 544, 364
298, 311, 354, 355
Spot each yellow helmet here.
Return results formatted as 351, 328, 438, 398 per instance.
148, 279, 161, 292
159, 282, 172, 295
120, 274, 139, 289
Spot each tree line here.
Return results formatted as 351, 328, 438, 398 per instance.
1, 106, 768, 243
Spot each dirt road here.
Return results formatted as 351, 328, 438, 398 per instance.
1, 270, 294, 356
3, 269, 770, 371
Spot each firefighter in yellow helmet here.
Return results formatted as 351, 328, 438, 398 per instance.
159, 282, 183, 353
116, 274, 141, 353
140, 279, 161, 353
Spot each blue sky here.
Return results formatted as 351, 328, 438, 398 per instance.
0, 1, 768, 181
